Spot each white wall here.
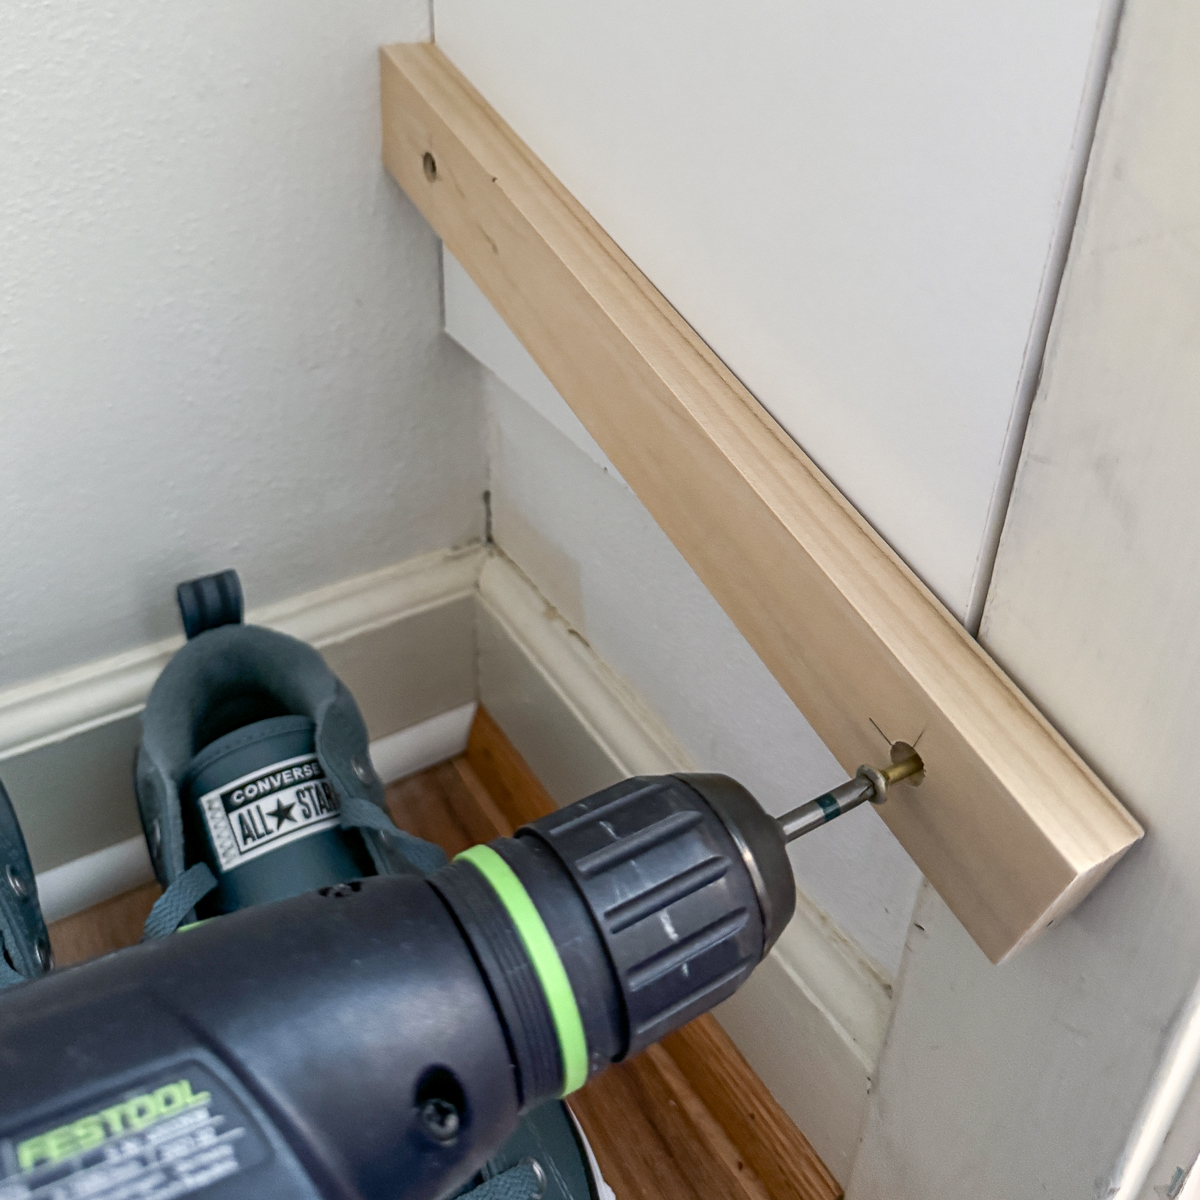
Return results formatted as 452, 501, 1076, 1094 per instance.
435, 0, 1119, 625
0, 0, 485, 691
850, 1, 1200, 1195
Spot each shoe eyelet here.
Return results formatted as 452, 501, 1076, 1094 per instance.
6, 865, 28, 900
521, 1159, 547, 1199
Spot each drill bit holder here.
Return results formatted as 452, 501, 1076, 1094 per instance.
777, 744, 924, 843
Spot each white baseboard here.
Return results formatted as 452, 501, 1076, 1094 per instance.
36, 836, 155, 925
716, 902, 888, 1184
368, 701, 478, 784
477, 554, 686, 780
476, 552, 889, 1182
0, 546, 484, 762
34, 701, 482, 923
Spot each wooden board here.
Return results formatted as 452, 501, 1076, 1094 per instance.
379, 43, 1143, 962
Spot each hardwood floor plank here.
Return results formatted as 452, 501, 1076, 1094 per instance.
47, 881, 159, 967
662, 1020, 841, 1200
569, 1047, 767, 1200
385, 759, 482, 856
449, 758, 519, 840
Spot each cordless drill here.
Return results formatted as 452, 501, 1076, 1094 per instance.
0, 757, 918, 1200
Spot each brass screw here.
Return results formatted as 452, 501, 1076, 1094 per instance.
882, 742, 924, 788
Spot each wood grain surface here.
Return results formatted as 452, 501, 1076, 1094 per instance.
379, 41, 1142, 962
48, 880, 159, 967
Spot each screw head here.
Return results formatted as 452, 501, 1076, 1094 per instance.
419, 1098, 460, 1143
6, 865, 28, 899
422, 151, 437, 181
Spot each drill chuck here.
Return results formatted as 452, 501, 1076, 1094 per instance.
434, 773, 795, 1105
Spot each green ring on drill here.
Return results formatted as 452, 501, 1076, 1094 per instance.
455, 844, 589, 1096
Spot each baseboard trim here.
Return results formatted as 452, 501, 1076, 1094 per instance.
476, 554, 686, 779
36, 836, 155, 926
369, 701, 478, 785
475, 551, 888, 1183
0, 546, 485, 763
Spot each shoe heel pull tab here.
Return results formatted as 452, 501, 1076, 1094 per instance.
176, 570, 244, 640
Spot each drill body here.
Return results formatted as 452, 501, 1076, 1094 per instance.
0, 876, 514, 1200
0, 773, 795, 1200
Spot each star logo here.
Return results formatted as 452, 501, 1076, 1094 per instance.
267, 799, 297, 830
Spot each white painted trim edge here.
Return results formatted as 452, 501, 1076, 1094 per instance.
369, 701, 478, 785
476, 551, 891, 1162
1112, 971, 1200, 1199
0, 545, 486, 762
36, 837, 155, 926
771, 896, 892, 1071
476, 554, 687, 776
35, 701, 484, 923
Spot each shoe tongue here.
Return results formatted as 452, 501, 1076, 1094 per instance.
177, 714, 367, 911
190, 687, 295, 753
180, 715, 315, 801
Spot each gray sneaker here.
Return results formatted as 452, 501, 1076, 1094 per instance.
0, 777, 52, 988
136, 569, 446, 938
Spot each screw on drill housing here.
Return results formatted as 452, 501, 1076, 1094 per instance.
419, 1097, 461, 1143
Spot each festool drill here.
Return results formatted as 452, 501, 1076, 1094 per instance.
0, 751, 920, 1200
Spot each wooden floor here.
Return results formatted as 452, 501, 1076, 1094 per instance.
47, 709, 840, 1200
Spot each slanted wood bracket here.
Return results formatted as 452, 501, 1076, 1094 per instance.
379, 42, 1143, 963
